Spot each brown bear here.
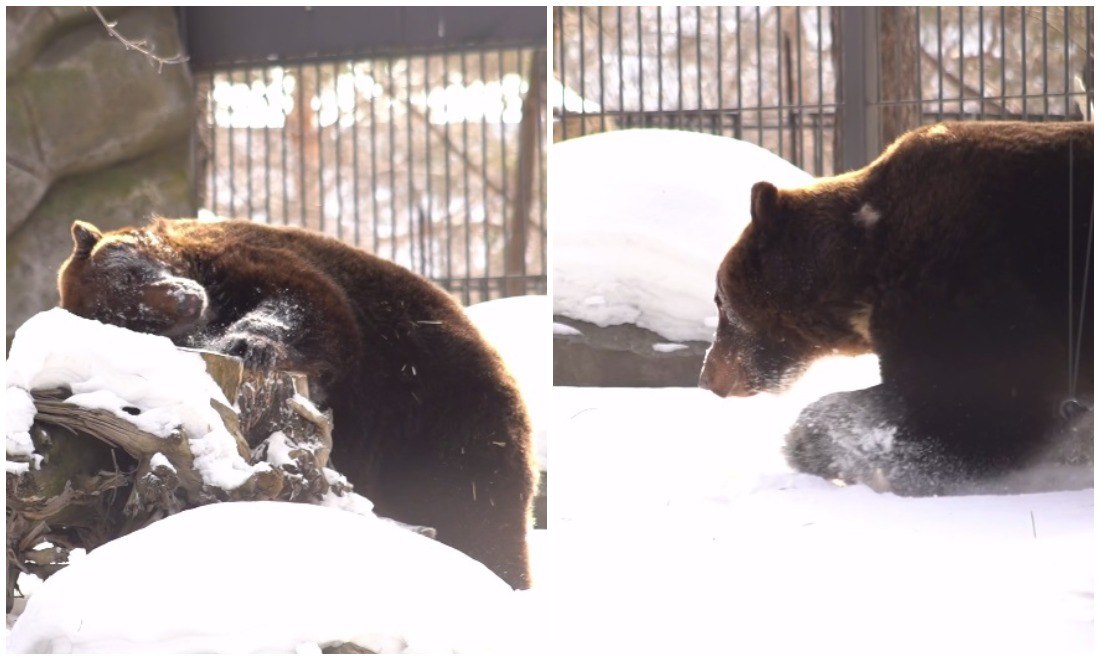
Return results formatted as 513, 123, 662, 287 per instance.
700, 121, 1093, 495
57, 217, 538, 588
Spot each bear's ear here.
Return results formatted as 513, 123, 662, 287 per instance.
70, 220, 102, 258
750, 182, 781, 233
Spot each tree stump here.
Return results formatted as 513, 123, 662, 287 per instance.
6, 349, 347, 612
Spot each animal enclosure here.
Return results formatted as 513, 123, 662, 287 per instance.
187, 8, 547, 305
554, 5, 1093, 175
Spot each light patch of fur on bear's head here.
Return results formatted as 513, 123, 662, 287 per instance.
926, 123, 951, 137
853, 203, 881, 227
848, 304, 873, 344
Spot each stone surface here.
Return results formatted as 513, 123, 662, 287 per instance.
553, 315, 711, 387
6, 7, 193, 235
6, 141, 196, 341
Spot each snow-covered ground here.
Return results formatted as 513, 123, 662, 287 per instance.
552, 129, 812, 342
549, 378, 1094, 656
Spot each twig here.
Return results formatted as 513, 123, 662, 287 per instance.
88, 6, 189, 73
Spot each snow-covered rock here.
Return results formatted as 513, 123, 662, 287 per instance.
8, 501, 533, 653
552, 129, 813, 343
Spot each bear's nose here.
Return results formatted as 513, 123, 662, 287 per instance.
177, 293, 204, 319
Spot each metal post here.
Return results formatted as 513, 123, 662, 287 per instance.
838, 6, 880, 172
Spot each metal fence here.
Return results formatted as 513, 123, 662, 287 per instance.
554, 5, 1093, 176
194, 46, 547, 305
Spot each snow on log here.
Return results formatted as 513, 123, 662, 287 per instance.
5, 309, 361, 611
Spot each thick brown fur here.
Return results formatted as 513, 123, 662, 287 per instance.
58, 218, 538, 588
700, 121, 1093, 494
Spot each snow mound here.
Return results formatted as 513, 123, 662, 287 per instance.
8, 501, 532, 653
6, 308, 262, 490
465, 295, 549, 470
552, 129, 813, 342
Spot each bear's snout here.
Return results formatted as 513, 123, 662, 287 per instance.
143, 276, 208, 336
699, 346, 758, 398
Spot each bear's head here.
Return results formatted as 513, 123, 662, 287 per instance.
57, 220, 209, 338
699, 181, 875, 397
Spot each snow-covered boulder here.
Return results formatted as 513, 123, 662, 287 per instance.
552, 129, 812, 385
8, 501, 533, 653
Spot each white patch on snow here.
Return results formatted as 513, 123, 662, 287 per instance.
263, 431, 295, 467
5, 387, 37, 460
5, 309, 265, 491
7, 502, 535, 653
652, 342, 689, 353
853, 202, 881, 227
552, 129, 813, 342
552, 322, 582, 336
148, 452, 175, 473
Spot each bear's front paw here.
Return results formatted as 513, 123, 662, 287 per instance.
218, 333, 287, 371
784, 419, 842, 481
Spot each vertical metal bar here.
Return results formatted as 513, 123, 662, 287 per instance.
461, 51, 472, 304
1082, 6, 1091, 119
352, 62, 360, 246
717, 6, 724, 133
817, 6, 824, 175
479, 50, 490, 300
597, 6, 606, 132
756, 6, 762, 145
696, 5, 703, 131
676, 5, 683, 121
637, 6, 644, 113
406, 57, 416, 268
937, 7, 944, 120
1042, 6, 1049, 119
497, 49, 508, 300
1021, 9, 1027, 120
298, 64, 306, 227
657, 6, 664, 113
281, 68, 289, 225
245, 66, 253, 219
1000, 7, 1007, 118
423, 53, 433, 277
578, 8, 587, 135
736, 6, 743, 139
314, 62, 324, 233
978, 7, 985, 120
916, 7, 923, 123
796, 7, 804, 169
209, 72, 218, 215
617, 6, 624, 114
333, 61, 342, 241
228, 68, 236, 218
537, 53, 546, 280
263, 66, 271, 223
958, 6, 964, 118
557, 7, 567, 141
777, 6, 784, 158
442, 53, 452, 288
369, 59, 380, 253
839, 7, 870, 171
387, 57, 397, 261
1064, 7, 1071, 118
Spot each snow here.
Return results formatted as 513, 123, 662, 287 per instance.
552, 322, 581, 336
652, 342, 689, 353
549, 371, 1094, 655
7, 502, 535, 653
5, 308, 264, 490
465, 295, 550, 470
552, 129, 814, 342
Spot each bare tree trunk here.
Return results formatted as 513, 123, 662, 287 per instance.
878, 7, 920, 145
505, 49, 545, 297
830, 7, 844, 174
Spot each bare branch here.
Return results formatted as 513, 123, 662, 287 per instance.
89, 6, 189, 73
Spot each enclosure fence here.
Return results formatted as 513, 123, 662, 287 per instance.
554, 5, 1093, 176
195, 45, 547, 305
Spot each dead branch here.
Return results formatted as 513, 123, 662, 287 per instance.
89, 6, 189, 73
